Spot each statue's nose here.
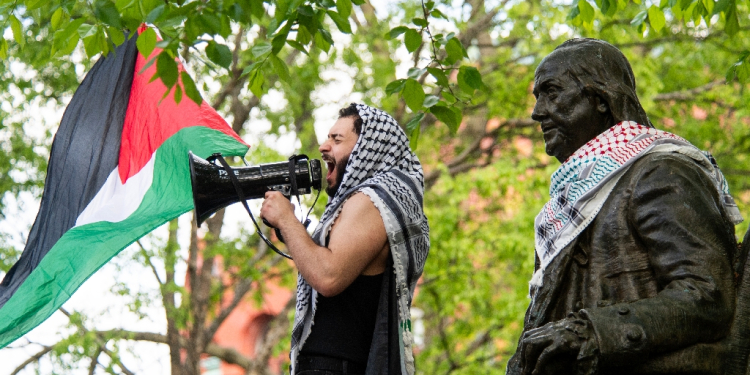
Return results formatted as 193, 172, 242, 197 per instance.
531, 101, 546, 122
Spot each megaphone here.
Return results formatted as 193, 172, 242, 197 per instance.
189, 152, 322, 226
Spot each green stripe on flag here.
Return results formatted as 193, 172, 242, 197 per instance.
0, 126, 247, 348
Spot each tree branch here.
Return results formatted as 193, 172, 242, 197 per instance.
652, 79, 726, 102
87, 346, 103, 375
247, 296, 296, 375
204, 278, 252, 340
93, 330, 255, 370
136, 240, 163, 286
424, 118, 537, 188
614, 26, 750, 50
58, 308, 136, 375
10, 345, 52, 375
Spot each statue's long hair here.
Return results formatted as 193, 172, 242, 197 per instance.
547, 38, 653, 128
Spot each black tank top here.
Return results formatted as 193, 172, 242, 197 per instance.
300, 272, 384, 364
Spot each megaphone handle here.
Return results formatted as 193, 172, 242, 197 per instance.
261, 218, 286, 243
213, 154, 293, 260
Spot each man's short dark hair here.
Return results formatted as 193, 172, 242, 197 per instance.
338, 103, 363, 135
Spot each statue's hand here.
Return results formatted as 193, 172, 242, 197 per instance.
520, 313, 595, 375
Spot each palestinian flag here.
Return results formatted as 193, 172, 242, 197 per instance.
0, 29, 248, 348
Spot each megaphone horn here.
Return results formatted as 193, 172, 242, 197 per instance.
188, 152, 322, 226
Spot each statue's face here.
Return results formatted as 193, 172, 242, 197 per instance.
532, 54, 611, 162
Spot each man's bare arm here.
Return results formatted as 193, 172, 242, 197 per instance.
260, 191, 388, 297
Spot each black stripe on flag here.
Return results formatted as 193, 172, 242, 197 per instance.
0, 35, 138, 308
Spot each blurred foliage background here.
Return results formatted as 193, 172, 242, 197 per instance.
1, 0, 750, 374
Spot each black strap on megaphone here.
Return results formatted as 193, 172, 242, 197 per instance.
213, 154, 292, 259
211, 153, 320, 260
287, 154, 315, 229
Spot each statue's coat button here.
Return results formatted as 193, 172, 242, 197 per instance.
618, 306, 630, 315
626, 327, 642, 341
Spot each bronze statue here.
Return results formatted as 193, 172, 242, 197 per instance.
507, 38, 747, 375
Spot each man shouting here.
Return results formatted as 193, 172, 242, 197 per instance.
261, 103, 430, 375
508, 39, 743, 375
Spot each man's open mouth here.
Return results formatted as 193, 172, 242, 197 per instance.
323, 158, 335, 179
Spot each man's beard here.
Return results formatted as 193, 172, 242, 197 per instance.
325, 155, 350, 197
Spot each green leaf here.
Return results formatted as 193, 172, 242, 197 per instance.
251, 0, 266, 19
427, 67, 449, 87
407, 67, 426, 79
146, 4, 165, 23
351, 0, 365, 4
241, 61, 263, 77
402, 79, 425, 112
319, 28, 334, 45
423, 95, 439, 108
286, 39, 309, 55
181, 71, 203, 106
458, 66, 483, 92
406, 112, 424, 150
387, 26, 409, 39
578, 0, 595, 22
108, 26, 125, 45
54, 32, 80, 56
83, 27, 107, 58
156, 51, 178, 88
79, 23, 98, 38
407, 113, 424, 150
327, 10, 352, 33
248, 68, 265, 98
25, 0, 46, 11
648, 5, 666, 31
672, 1, 684, 20
431, 9, 447, 19
137, 27, 157, 58
567, 5, 581, 20
337, 0, 352, 17
207, 41, 232, 69
442, 91, 456, 103
9, 15, 23, 47
412, 18, 427, 27
51, 8, 64, 30
409, 118, 420, 150
199, 12, 222, 35
270, 54, 291, 83
385, 79, 406, 95
631, 9, 648, 26
430, 105, 459, 134
298, 5, 314, 16
445, 38, 466, 64
714, 0, 731, 14
272, 34, 287, 55
297, 25, 312, 45
405, 112, 425, 134
314, 31, 331, 53
725, 5, 739, 36
738, 61, 750, 83
94, 0, 123, 28
0, 39, 7, 59
173, 84, 183, 105
405, 29, 422, 53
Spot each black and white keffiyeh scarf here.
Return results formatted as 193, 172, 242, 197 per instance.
290, 104, 430, 375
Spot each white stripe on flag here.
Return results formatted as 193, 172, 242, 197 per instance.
75, 151, 156, 227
